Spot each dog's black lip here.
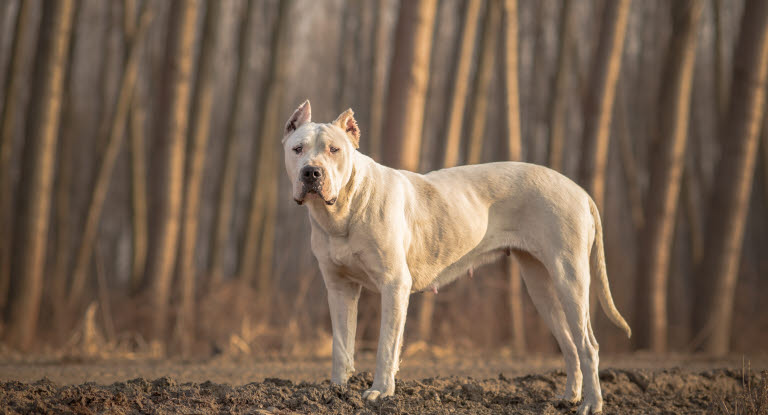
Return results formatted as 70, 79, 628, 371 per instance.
294, 197, 333, 206
296, 187, 335, 206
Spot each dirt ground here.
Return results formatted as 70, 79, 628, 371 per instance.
1, 353, 766, 414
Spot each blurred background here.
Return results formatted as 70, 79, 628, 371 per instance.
0, 0, 766, 360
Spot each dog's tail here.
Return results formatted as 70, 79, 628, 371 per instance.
588, 197, 632, 338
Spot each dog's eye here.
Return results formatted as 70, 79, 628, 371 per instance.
330, 146, 339, 154
293, 145, 302, 154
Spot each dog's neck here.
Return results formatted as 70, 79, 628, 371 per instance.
305, 152, 371, 237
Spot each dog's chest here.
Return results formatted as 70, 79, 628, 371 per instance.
327, 236, 357, 265
314, 229, 363, 267
325, 235, 377, 285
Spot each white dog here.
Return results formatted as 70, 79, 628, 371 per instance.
282, 101, 631, 414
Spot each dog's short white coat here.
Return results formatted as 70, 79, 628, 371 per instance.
281, 101, 631, 415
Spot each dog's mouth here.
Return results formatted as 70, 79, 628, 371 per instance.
294, 187, 337, 206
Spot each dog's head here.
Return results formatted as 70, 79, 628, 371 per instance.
282, 100, 360, 206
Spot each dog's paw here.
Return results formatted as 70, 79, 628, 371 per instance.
362, 389, 380, 401
576, 398, 602, 414
556, 391, 581, 403
362, 385, 394, 401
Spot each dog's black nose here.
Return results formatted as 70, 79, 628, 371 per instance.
300, 166, 323, 182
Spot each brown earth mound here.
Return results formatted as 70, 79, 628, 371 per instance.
1, 368, 764, 414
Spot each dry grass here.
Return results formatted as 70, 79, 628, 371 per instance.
717, 360, 768, 415
61, 302, 164, 361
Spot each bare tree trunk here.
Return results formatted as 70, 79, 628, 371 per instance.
711, 0, 728, 127
381, 0, 437, 172
502, 0, 521, 166
94, 2, 122, 155
68, 7, 153, 309
126, 0, 148, 296
335, 0, 360, 110
208, 0, 256, 286
546, 0, 573, 172
466, 0, 501, 166
3, 0, 75, 349
51, 1, 82, 323
506, 257, 525, 353
368, 0, 389, 162
616, 86, 644, 232
0, 0, 34, 314
175, 0, 222, 357
693, 0, 768, 355
682, 152, 704, 264
129, 89, 148, 293
239, 0, 292, 297
577, 0, 631, 210
502, 0, 525, 355
415, 294, 436, 343
576, 0, 629, 336
762, 108, 768, 204
382, 0, 436, 342
681, 91, 706, 269
94, 244, 115, 343
440, 0, 481, 168
416, 0, 481, 344
123, 0, 137, 40
147, 0, 198, 341
633, 0, 702, 352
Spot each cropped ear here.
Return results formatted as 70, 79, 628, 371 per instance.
332, 108, 360, 148
284, 100, 311, 137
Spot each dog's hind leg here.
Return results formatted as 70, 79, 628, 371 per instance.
321, 266, 362, 385
514, 251, 582, 402
550, 255, 602, 415
587, 314, 599, 352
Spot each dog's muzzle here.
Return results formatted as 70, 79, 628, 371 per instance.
295, 165, 335, 205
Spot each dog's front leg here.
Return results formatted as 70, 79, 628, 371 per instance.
363, 276, 411, 401
322, 271, 362, 385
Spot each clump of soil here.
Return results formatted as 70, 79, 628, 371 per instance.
0, 368, 759, 414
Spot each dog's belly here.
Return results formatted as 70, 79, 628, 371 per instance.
409, 223, 524, 292
402, 164, 581, 292
401, 172, 536, 292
